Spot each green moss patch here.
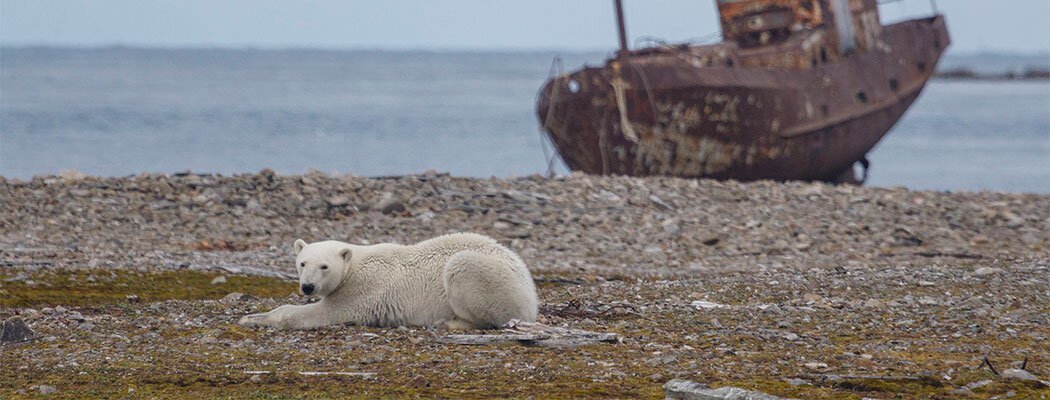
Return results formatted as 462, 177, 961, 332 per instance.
0, 269, 296, 308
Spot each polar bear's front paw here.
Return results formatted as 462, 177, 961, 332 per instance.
238, 312, 277, 327
441, 319, 475, 331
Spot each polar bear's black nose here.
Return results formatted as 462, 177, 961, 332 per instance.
301, 284, 315, 295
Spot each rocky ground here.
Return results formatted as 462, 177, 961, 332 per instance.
1, 169, 1048, 399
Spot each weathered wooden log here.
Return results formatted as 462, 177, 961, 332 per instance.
663, 379, 795, 400
435, 320, 618, 348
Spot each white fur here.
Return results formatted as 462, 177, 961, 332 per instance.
238, 233, 539, 330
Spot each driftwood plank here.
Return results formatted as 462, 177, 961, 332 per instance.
664, 379, 795, 400
435, 320, 618, 348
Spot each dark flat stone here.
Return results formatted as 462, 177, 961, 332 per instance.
1, 317, 39, 343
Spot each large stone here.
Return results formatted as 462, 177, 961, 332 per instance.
1, 317, 39, 343
664, 379, 795, 400
222, 292, 256, 303
1002, 369, 1049, 387
326, 196, 350, 207
379, 199, 406, 215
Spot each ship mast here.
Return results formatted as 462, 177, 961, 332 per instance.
614, 0, 629, 54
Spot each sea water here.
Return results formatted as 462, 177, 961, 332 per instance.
2, 47, 1048, 193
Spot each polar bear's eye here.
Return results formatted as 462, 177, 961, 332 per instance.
320, 265, 328, 270
300, 262, 305, 267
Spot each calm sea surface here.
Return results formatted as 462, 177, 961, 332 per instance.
2, 47, 1048, 193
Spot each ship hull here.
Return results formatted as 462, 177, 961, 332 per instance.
537, 16, 950, 182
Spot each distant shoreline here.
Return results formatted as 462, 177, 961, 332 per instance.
4, 45, 1048, 82
934, 67, 1050, 81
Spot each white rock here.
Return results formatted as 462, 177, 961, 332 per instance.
973, 267, 1004, 276
966, 379, 993, 389
221, 292, 255, 303
803, 362, 828, 370
691, 300, 728, 310
948, 388, 974, 396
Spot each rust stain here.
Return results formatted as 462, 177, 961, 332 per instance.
537, 0, 949, 183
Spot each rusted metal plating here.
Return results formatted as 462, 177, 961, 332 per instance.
537, 0, 949, 183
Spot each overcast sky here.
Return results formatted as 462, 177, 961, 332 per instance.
2, 0, 1048, 54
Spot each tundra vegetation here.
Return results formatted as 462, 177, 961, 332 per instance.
2, 170, 1047, 398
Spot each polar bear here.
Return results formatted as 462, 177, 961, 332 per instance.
238, 233, 538, 330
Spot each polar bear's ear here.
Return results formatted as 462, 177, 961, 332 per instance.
339, 248, 352, 263
293, 239, 307, 255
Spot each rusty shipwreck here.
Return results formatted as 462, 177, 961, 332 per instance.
536, 0, 950, 183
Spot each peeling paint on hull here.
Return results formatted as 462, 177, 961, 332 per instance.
537, 14, 950, 183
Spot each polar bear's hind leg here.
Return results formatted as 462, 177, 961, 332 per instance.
443, 251, 537, 329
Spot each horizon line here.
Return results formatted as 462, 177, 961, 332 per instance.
2, 43, 1049, 57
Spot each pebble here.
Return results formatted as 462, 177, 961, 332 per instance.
966, 379, 993, 389
969, 235, 991, 246
407, 374, 429, 388
973, 267, 1004, 276
326, 196, 350, 207
1005, 215, 1025, 228
649, 195, 673, 210
39, 385, 58, 394
66, 311, 85, 323
211, 276, 227, 285
3, 273, 29, 282
948, 387, 975, 396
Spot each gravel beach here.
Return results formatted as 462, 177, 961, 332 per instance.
1, 170, 1048, 398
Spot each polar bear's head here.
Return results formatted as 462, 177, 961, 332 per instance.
293, 239, 352, 297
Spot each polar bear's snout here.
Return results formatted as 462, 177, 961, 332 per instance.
292, 238, 354, 299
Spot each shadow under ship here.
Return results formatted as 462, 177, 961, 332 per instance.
536, 0, 950, 183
